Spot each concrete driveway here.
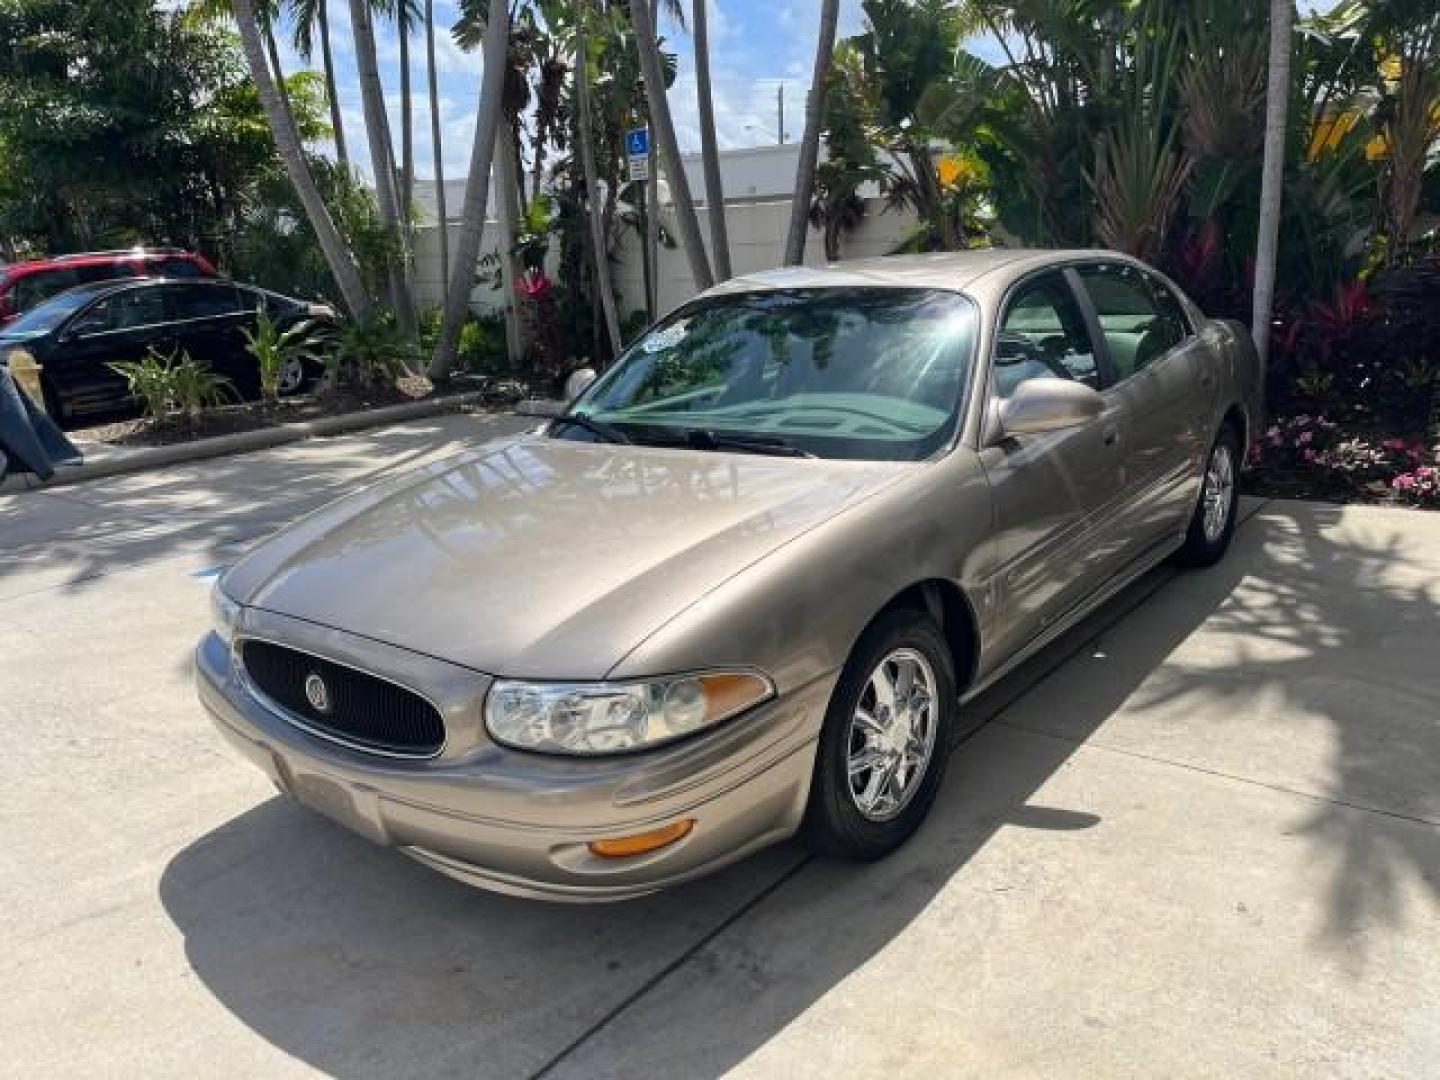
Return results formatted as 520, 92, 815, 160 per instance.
2, 413, 1437, 1078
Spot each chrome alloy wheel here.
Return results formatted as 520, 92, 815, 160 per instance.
846, 648, 938, 822
1201, 441, 1235, 544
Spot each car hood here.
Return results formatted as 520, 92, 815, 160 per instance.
224, 435, 909, 678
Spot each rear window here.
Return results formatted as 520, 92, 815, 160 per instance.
9, 268, 84, 312
155, 256, 207, 278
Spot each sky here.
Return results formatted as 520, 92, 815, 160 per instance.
273, 0, 877, 185
272, 0, 1338, 187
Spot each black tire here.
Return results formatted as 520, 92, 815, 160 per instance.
1176, 423, 1241, 568
804, 606, 957, 861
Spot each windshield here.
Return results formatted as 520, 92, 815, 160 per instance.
0, 285, 105, 339
569, 288, 977, 462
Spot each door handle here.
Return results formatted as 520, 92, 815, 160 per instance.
1199, 373, 1216, 389
1101, 425, 1120, 446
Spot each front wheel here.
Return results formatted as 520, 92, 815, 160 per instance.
1176, 425, 1240, 567
804, 607, 956, 860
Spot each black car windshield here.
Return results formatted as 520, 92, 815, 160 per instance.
569, 287, 977, 462
0, 284, 114, 339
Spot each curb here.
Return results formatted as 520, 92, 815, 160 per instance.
4, 391, 492, 493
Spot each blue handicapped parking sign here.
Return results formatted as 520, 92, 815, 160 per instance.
625, 127, 650, 157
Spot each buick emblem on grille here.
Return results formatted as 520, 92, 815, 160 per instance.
304, 671, 332, 714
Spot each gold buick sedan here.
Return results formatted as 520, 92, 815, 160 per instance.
196, 250, 1262, 901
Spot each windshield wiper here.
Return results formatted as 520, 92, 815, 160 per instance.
685, 430, 816, 458
546, 413, 633, 445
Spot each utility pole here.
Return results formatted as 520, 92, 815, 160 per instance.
777, 84, 785, 144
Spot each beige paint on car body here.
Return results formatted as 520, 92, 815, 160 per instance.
197, 249, 1262, 900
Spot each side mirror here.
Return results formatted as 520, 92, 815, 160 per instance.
563, 366, 597, 403
996, 378, 1105, 438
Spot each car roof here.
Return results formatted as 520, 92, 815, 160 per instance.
0, 250, 200, 280
702, 248, 1141, 300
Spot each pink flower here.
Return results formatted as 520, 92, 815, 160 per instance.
1302, 448, 1318, 463
1297, 431, 1314, 446
1383, 438, 1407, 451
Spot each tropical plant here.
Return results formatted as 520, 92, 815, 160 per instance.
109, 348, 235, 422
334, 315, 423, 386
230, 0, 374, 319
431, 0, 511, 381
242, 311, 329, 401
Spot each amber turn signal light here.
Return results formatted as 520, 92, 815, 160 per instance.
588, 819, 695, 858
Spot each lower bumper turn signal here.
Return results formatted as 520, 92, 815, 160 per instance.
588, 819, 695, 858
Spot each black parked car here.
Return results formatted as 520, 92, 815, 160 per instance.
0, 277, 337, 426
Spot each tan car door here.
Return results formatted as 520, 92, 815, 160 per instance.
977, 269, 1129, 666
1075, 263, 1212, 549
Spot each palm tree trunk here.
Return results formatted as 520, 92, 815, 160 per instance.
1251, 0, 1294, 389
263, 19, 294, 122
347, 0, 418, 337
576, 6, 623, 358
785, 0, 839, 265
399, 17, 414, 222
317, 0, 349, 169
231, 0, 371, 319
424, 0, 447, 300
497, 133, 528, 366
629, 0, 713, 291
430, 0, 510, 381
645, 0, 659, 317
692, 0, 731, 280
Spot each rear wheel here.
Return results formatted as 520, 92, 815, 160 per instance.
804, 607, 956, 860
1177, 424, 1240, 567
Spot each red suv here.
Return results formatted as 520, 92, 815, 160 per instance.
0, 248, 217, 326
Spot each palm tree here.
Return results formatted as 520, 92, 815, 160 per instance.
348, 0, 419, 335
424, 0, 447, 298
629, 0, 713, 291
230, 0, 373, 318
1252, 0, 1295, 376
576, 1, 623, 356
785, 0, 840, 265
430, 0, 511, 380
293, 0, 349, 169
692, 0, 730, 280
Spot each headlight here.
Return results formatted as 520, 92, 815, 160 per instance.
210, 581, 241, 647
485, 671, 774, 755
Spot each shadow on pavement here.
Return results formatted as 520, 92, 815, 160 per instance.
160, 500, 1440, 1078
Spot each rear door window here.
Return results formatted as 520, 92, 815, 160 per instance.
156, 256, 206, 278
169, 283, 241, 320
1076, 264, 1189, 382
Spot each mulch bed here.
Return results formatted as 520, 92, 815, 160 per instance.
68, 375, 509, 449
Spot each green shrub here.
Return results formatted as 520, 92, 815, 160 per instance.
331, 315, 421, 388
458, 314, 510, 376
109, 347, 234, 421
242, 311, 329, 402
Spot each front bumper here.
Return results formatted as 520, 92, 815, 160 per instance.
195, 627, 827, 901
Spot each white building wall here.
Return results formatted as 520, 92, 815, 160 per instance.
412, 195, 915, 319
